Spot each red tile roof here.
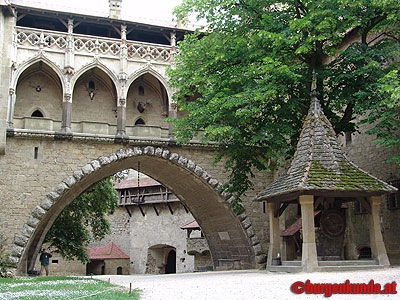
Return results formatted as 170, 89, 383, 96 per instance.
180, 220, 200, 230
88, 242, 129, 260
114, 177, 161, 190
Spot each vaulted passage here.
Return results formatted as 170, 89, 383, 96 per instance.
11, 146, 257, 274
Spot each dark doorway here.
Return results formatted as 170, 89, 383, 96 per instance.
359, 247, 372, 259
165, 250, 176, 274
117, 267, 123, 275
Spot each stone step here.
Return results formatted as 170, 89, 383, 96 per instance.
268, 265, 303, 273
318, 260, 378, 266
281, 260, 301, 266
318, 264, 385, 272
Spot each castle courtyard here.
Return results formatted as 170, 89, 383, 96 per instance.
94, 267, 400, 300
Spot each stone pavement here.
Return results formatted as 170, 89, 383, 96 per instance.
93, 267, 400, 300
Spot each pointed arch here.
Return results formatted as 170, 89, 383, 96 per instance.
126, 66, 172, 110
11, 55, 65, 91
71, 61, 119, 95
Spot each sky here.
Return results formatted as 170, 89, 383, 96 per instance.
32, 0, 184, 23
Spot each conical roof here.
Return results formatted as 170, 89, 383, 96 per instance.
255, 86, 396, 202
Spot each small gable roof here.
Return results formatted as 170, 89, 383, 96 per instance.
88, 242, 129, 260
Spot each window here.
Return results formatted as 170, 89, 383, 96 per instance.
354, 200, 367, 214
135, 118, 145, 125
387, 179, 400, 210
138, 86, 144, 96
52, 260, 59, 264
31, 110, 44, 118
358, 247, 371, 259
88, 80, 95, 90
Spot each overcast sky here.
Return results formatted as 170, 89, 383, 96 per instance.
35, 0, 183, 23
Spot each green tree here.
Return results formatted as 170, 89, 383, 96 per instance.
44, 177, 119, 263
168, 0, 400, 209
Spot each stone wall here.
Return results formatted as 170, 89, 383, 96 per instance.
0, 137, 270, 273
342, 124, 400, 263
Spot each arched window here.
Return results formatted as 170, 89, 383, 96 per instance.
88, 80, 95, 90
117, 267, 123, 275
31, 110, 44, 118
135, 118, 145, 125
138, 85, 144, 96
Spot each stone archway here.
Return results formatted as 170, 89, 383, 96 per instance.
10, 146, 260, 275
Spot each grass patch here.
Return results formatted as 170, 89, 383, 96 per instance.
0, 276, 140, 300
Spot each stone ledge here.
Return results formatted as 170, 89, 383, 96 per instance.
7, 128, 217, 150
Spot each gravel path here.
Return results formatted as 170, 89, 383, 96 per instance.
93, 267, 400, 300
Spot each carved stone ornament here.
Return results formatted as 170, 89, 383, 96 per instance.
320, 210, 345, 239
63, 93, 72, 103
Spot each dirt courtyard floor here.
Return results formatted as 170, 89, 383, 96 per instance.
93, 266, 400, 300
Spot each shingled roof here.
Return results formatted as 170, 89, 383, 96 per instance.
255, 87, 396, 202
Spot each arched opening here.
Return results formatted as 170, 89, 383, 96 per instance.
135, 118, 145, 125
14, 61, 63, 130
31, 110, 44, 118
13, 147, 255, 275
117, 266, 123, 275
165, 250, 176, 274
126, 73, 169, 133
72, 67, 118, 135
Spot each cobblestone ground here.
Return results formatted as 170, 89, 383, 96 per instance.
93, 267, 400, 300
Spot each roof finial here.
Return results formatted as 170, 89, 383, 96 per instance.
309, 69, 322, 115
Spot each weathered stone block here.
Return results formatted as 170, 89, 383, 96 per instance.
194, 166, 203, 177
208, 178, 219, 188
133, 147, 143, 156
186, 160, 196, 171
14, 234, 29, 247
177, 156, 188, 167
169, 153, 180, 162
251, 235, 260, 246
154, 147, 163, 157
109, 153, 118, 162
27, 217, 40, 229
241, 217, 252, 230
246, 226, 255, 238
40, 198, 54, 210
32, 206, 46, 219
98, 156, 111, 166
143, 146, 155, 155
81, 163, 94, 175
63, 176, 77, 188
55, 182, 69, 196
237, 213, 247, 222
8, 256, 19, 268
21, 224, 35, 237
201, 171, 210, 182
11, 245, 24, 258
91, 160, 101, 171
253, 243, 263, 255
47, 191, 60, 201
116, 148, 128, 159
162, 149, 170, 159
73, 170, 84, 181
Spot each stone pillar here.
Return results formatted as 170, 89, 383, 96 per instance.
60, 94, 72, 134
266, 202, 280, 267
7, 88, 15, 129
299, 195, 318, 272
64, 19, 75, 74
116, 99, 127, 139
368, 196, 390, 266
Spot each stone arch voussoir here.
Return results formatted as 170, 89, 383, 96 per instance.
11, 146, 260, 272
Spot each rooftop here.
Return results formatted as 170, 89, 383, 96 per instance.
88, 242, 129, 260
256, 86, 397, 202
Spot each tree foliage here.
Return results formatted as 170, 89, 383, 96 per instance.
44, 177, 119, 263
168, 0, 400, 207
